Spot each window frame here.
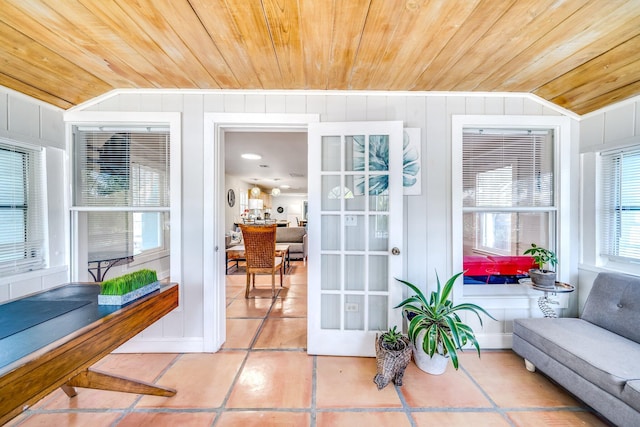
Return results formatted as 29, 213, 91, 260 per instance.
452, 115, 572, 298
599, 146, 640, 265
66, 112, 181, 287
0, 138, 48, 277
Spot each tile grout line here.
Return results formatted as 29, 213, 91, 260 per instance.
310, 355, 317, 426
395, 381, 417, 427
113, 353, 185, 426
460, 364, 517, 427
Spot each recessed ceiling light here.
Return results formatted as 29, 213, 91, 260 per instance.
280, 184, 291, 189
241, 153, 262, 160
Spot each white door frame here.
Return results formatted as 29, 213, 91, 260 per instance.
203, 113, 319, 352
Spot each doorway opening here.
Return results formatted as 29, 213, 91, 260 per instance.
203, 113, 319, 352
223, 129, 309, 351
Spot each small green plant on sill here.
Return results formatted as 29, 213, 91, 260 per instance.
100, 269, 158, 296
523, 243, 557, 272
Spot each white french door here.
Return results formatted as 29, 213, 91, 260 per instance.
307, 121, 404, 356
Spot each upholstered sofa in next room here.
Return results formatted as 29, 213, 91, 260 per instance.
275, 226, 307, 261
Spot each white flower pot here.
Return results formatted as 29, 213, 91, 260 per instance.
412, 333, 450, 375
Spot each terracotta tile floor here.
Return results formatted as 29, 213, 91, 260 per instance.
8, 261, 613, 426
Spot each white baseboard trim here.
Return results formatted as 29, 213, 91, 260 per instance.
112, 337, 206, 353
476, 333, 513, 350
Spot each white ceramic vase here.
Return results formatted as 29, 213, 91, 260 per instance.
412, 333, 450, 375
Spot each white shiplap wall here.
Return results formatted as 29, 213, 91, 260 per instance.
578, 95, 640, 312
73, 90, 578, 351
0, 87, 68, 302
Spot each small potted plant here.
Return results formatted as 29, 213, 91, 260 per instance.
395, 271, 496, 375
98, 269, 160, 306
523, 243, 557, 288
373, 326, 412, 389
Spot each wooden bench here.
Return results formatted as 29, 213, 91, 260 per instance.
0, 282, 179, 425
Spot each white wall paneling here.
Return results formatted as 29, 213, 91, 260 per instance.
70, 90, 584, 351
0, 87, 68, 302
579, 95, 640, 296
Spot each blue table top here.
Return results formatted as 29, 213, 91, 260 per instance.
0, 284, 122, 373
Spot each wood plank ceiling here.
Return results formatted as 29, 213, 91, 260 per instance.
0, 0, 639, 115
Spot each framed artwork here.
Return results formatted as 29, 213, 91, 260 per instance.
403, 128, 421, 196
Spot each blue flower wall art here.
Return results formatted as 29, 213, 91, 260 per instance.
402, 128, 421, 196
352, 129, 421, 196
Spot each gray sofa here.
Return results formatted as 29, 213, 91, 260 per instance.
513, 272, 640, 426
275, 226, 307, 261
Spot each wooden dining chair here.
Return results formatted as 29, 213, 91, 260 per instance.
239, 224, 283, 298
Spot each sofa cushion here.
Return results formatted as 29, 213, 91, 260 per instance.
581, 272, 640, 344
276, 227, 305, 243
623, 380, 640, 412
514, 318, 640, 401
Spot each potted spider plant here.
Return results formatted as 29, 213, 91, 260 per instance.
523, 243, 557, 288
395, 271, 496, 375
373, 326, 412, 389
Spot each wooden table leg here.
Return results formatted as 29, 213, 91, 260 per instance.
64, 368, 176, 397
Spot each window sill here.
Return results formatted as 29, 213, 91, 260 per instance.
0, 265, 68, 287
463, 283, 536, 297
129, 249, 170, 267
579, 261, 640, 277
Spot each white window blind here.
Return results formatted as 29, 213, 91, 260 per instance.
73, 129, 170, 208
462, 129, 556, 273
73, 127, 170, 259
463, 129, 554, 208
0, 140, 47, 276
600, 147, 640, 262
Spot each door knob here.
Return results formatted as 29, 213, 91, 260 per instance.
391, 247, 400, 255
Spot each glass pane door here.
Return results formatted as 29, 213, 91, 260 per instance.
308, 121, 403, 356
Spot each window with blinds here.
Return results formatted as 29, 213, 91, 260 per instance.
0, 140, 47, 277
462, 129, 556, 285
600, 147, 640, 262
73, 127, 170, 261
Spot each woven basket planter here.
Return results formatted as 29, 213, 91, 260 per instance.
373, 334, 412, 390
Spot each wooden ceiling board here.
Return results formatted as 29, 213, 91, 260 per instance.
383, 0, 482, 91
144, 0, 237, 88
35, 0, 170, 88
538, 35, 640, 101
472, 0, 592, 92
444, 0, 566, 91
45, 0, 178, 89
327, 0, 371, 90
549, 57, 640, 113
298, 0, 334, 89
1, 1, 147, 89
568, 79, 640, 115
189, 0, 262, 89
0, 0, 638, 113
0, 21, 110, 105
0, 72, 74, 109
224, 0, 283, 88
411, 0, 519, 90
491, 0, 640, 93
77, 0, 198, 88
112, 0, 219, 89
262, 0, 305, 89
347, 0, 411, 90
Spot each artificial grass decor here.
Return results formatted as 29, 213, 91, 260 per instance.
100, 269, 158, 296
